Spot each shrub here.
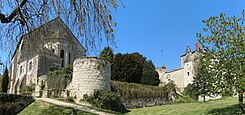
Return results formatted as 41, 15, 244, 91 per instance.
46, 65, 73, 97
83, 90, 126, 112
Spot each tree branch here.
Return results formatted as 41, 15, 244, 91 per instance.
0, 0, 28, 23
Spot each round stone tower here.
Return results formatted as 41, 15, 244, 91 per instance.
67, 57, 111, 100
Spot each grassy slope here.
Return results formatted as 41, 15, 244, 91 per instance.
19, 100, 95, 115
127, 97, 243, 115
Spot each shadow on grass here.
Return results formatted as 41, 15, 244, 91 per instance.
207, 104, 243, 115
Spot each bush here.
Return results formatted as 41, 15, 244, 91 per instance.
183, 83, 199, 100
83, 90, 126, 112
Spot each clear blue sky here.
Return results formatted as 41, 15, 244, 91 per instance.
113, 0, 245, 70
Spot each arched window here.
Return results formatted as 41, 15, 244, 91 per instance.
60, 49, 65, 67
29, 62, 32, 71
19, 66, 22, 75
52, 49, 55, 53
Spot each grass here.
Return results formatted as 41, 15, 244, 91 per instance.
126, 97, 243, 115
54, 97, 124, 114
19, 100, 96, 115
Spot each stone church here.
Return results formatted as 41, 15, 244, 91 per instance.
8, 17, 86, 95
156, 43, 201, 92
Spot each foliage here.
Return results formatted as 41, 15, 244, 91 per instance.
20, 83, 35, 94
197, 11, 245, 111
189, 50, 217, 102
112, 53, 144, 83
0, 76, 2, 92
140, 60, 160, 86
112, 52, 160, 85
0, 93, 34, 102
19, 100, 95, 115
174, 95, 197, 104
83, 90, 126, 112
183, 83, 199, 100
111, 80, 175, 99
46, 65, 73, 97
99, 47, 114, 63
1, 67, 9, 93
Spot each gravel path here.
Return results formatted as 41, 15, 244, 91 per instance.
36, 98, 114, 115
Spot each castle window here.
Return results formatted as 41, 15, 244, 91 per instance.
60, 49, 65, 67
52, 49, 55, 53
29, 62, 32, 71
187, 72, 190, 76
19, 66, 22, 75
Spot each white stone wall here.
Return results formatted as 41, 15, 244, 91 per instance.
164, 68, 185, 92
68, 57, 111, 100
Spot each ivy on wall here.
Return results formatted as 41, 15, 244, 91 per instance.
46, 65, 73, 97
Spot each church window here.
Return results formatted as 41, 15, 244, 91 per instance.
60, 49, 65, 67
19, 66, 22, 75
187, 72, 190, 76
52, 49, 55, 53
29, 62, 32, 71
68, 52, 71, 64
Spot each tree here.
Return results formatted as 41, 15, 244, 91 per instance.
140, 60, 160, 86
112, 53, 144, 83
0, 0, 118, 62
197, 11, 245, 112
0, 75, 2, 92
1, 67, 9, 93
99, 47, 114, 63
192, 51, 215, 102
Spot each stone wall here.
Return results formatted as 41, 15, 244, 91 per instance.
0, 94, 34, 115
68, 57, 111, 100
122, 97, 169, 108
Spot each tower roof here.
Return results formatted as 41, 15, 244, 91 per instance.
185, 44, 191, 54
184, 53, 194, 63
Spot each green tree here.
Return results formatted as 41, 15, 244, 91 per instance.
140, 60, 160, 86
112, 53, 144, 83
192, 50, 215, 102
1, 67, 9, 93
197, 11, 245, 112
99, 47, 114, 63
0, 76, 2, 92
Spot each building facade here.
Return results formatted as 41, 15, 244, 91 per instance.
8, 17, 86, 94
156, 43, 201, 92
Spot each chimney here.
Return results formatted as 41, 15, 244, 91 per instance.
196, 42, 200, 51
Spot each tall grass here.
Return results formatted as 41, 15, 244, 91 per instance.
111, 81, 173, 99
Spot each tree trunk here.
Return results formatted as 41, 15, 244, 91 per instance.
238, 92, 244, 114
203, 95, 205, 103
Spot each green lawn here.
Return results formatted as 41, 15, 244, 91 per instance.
127, 97, 243, 115
19, 100, 96, 115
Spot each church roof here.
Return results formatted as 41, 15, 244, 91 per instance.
11, 17, 85, 60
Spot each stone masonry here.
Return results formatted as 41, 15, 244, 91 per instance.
67, 57, 111, 100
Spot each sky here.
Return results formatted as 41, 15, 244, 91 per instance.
0, 1, 244, 74
113, 0, 245, 70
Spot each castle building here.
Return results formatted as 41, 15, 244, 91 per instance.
156, 43, 201, 92
8, 17, 86, 94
